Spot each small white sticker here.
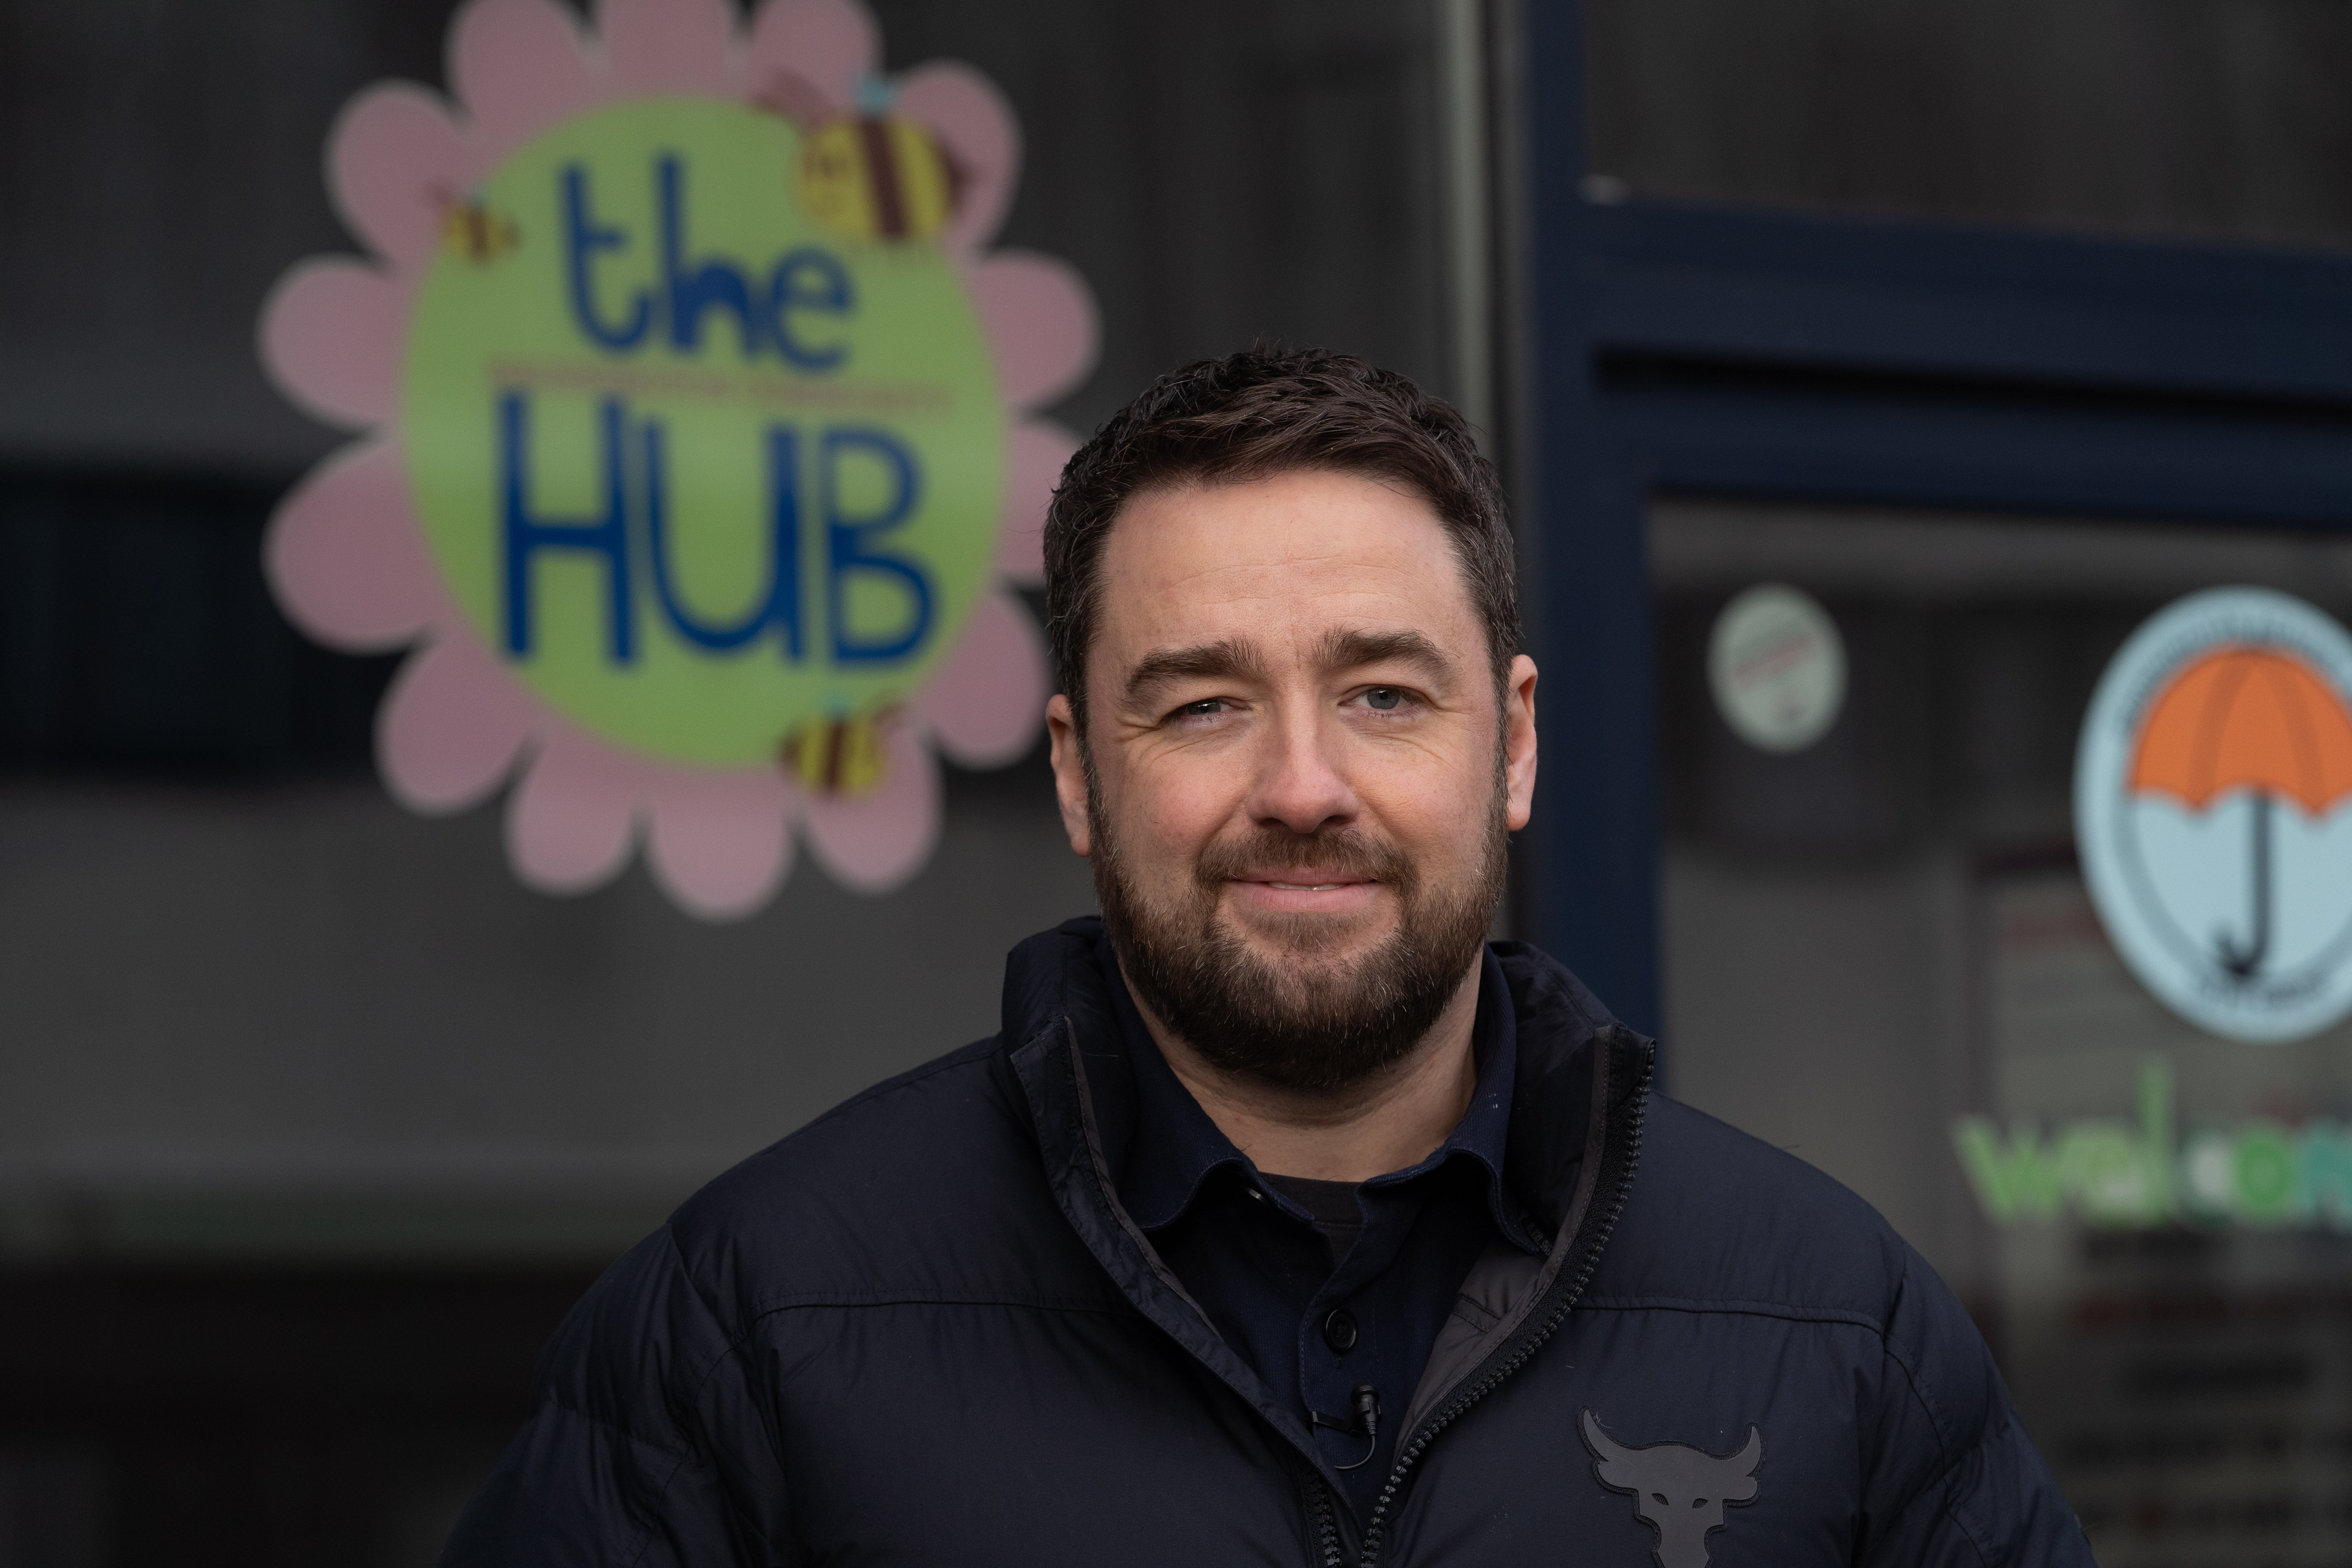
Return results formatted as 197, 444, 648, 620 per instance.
1708, 584, 1847, 753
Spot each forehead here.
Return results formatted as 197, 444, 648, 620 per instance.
1091, 469, 1479, 664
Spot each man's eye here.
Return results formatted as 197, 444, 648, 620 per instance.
1363, 687, 1404, 711
1175, 699, 1226, 720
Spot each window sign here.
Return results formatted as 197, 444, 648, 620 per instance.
1706, 583, 1846, 754
1960, 587, 2352, 1237
258, 0, 1096, 918
1961, 868, 2352, 1563
2075, 588, 2352, 1044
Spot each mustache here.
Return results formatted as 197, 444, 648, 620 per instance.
1193, 825, 1414, 889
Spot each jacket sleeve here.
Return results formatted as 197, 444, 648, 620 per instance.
440, 1227, 791, 1567
1858, 1248, 2094, 1568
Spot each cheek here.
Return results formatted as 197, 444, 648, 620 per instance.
1120, 750, 1247, 859
1362, 755, 1492, 852
1135, 782, 1231, 859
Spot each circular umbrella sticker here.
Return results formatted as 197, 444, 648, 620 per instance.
2077, 586, 2352, 1042
257, 0, 1097, 919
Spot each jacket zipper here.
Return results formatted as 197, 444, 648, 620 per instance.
1313, 1484, 1344, 1568
1348, 1046, 1654, 1568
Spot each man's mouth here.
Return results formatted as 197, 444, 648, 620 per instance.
1220, 871, 1387, 920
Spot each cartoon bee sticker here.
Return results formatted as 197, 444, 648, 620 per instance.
759, 72, 961, 246
435, 190, 520, 263
796, 114, 958, 244
782, 706, 902, 797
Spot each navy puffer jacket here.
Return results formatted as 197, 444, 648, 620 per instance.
444, 918, 2089, 1567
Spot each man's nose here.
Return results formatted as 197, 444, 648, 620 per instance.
1245, 703, 1358, 834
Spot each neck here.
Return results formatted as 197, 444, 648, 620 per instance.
1124, 957, 1486, 1183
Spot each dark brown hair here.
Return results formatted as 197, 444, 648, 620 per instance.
1042, 345, 1519, 728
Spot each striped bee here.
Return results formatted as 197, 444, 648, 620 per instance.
782, 707, 901, 797
438, 194, 520, 263
795, 115, 956, 244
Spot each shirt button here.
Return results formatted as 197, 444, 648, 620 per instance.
1322, 1308, 1360, 1353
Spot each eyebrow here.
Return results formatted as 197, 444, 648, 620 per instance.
1121, 627, 1458, 710
1316, 627, 1458, 683
1123, 638, 1269, 708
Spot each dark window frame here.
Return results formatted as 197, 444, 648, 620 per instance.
1515, 0, 2352, 1037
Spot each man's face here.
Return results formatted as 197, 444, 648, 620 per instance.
1046, 468, 1539, 1091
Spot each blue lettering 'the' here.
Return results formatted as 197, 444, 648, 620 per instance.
500, 392, 636, 662
562, 158, 853, 367
768, 248, 852, 371
823, 427, 932, 665
659, 155, 761, 359
562, 166, 652, 351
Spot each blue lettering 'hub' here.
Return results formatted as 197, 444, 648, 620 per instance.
497, 391, 934, 669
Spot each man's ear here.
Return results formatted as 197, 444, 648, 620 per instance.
1502, 655, 1538, 833
1046, 693, 1093, 857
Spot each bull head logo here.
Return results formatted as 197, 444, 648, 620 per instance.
1581, 1409, 1764, 1568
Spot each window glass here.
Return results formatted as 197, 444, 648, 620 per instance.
1587, 0, 2352, 249
0, 0, 1476, 1550
1657, 498, 2352, 1565
0, 0, 1464, 1265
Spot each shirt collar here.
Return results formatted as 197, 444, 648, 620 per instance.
1098, 940, 1540, 1254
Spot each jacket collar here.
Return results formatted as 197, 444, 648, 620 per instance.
1002, 916, 1652, 1505
1092, 937, 1539, 1252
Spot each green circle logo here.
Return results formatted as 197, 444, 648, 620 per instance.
403, 96, 1005, 767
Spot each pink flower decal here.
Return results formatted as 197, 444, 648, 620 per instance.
259, 0, 1094, 919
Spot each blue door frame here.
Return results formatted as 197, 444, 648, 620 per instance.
1517, 0, 2352, 1036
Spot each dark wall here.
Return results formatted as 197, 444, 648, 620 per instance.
0, 1266, 599, 1567
1586, 0, 2352, 248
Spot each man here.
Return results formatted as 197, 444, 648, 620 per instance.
444, 348, 2089, 1566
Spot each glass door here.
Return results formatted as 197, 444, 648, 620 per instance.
1654, 497, 2352, 1566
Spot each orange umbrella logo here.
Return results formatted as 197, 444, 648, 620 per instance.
2128, 646, 2352, 978
2079, 587, 2352, 1044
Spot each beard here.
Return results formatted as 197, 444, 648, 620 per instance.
1088, 766, 1509, 1094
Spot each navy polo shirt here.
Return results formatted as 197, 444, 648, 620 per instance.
1097, 945, 1544, 1514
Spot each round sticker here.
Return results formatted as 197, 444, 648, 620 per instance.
257, 0, 1098, 916
403, 96, 1005, 768
1708, 584, 1847, 753
2076, 587, 2352, 1043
